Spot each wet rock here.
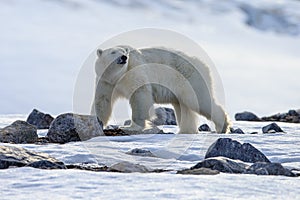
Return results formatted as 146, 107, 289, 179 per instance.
26, 109, 54, 129
0, 120, 38, 144
262, 123, 284, 133
235, 111, 261, 121
153, 107, 177, 126
246, 162, 296, 177
198, 124, 211, 132
0, 145, 65, 169
205, 138, 270, 163
177, 167, 219, 175
47, 113, 103, 144
126, 148, 155, 157
191, 157, 249, 174
108, 161, 149, 173
230, 128, 245, 134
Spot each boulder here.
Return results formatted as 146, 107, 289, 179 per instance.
246, 162, 296, 177
0, 120, 38, 144
123, 120, 131, 126
191, 157, 249, 174
262, 123, 284, 133
230, 128, 245, 134
205, 138, 270, 163
26, 109, 54, 129
153, 107, 177, 126
190, 156, 296, 177
198, 124, 211, 132
108, 161, 149, 173
235, 111, 261, 121
47, 113, 103, 144
0, 145, 65, 169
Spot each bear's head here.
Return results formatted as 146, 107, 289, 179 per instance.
95, 46, 130, 84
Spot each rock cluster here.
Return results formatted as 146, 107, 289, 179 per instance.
235, 109, 300, 123
0, 145, 65, 169
179, 138, 297, 177
261, 109, 300, 123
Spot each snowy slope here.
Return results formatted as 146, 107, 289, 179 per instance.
0, 0, 300, 118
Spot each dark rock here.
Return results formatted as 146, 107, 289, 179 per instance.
261, 110, 300, 123
198, 124, 211, 132
123, 120, 131, 126
230, 128, 245, 134
246, 162, 296, 177
190, 157, 297, 177
0, 145, 65, 169
153, 107, 177, 126
0, 120, 38, 144
108, 161, 149, 173
177, 167, 219, 175
47, 113, 103, 144
288, 110, 299, 116
26, 109, 54, 129
235, 111, 261, 121
126, 148, 155, 157
66, 163, 108, 172
191, 157, 249, 174
262, 123, 284, 133
103, 128, 128, 136
205, 138, 270, 163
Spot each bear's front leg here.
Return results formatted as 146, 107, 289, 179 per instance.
121, 86, 154, 132
94, 80, 114, 127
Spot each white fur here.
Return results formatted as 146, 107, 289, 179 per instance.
92, 46, 230, 133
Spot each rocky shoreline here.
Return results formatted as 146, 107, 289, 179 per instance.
0, 108, 299, 177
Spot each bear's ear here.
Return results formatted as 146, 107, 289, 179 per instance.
96, 49, 103, 57
124, 47, 130, 54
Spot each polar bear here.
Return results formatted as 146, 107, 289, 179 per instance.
92, 45, 230, 133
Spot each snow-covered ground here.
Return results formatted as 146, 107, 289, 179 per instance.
1, 116, 300, 199
1, 0, 300, 117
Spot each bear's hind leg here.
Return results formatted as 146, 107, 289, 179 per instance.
176, 104, 199, 134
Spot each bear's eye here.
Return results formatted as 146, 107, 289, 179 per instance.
111, 51, 116, 54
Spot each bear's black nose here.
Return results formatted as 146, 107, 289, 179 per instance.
121, 55, 127, 61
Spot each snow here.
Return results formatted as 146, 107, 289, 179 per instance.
1, 116, 300, 199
